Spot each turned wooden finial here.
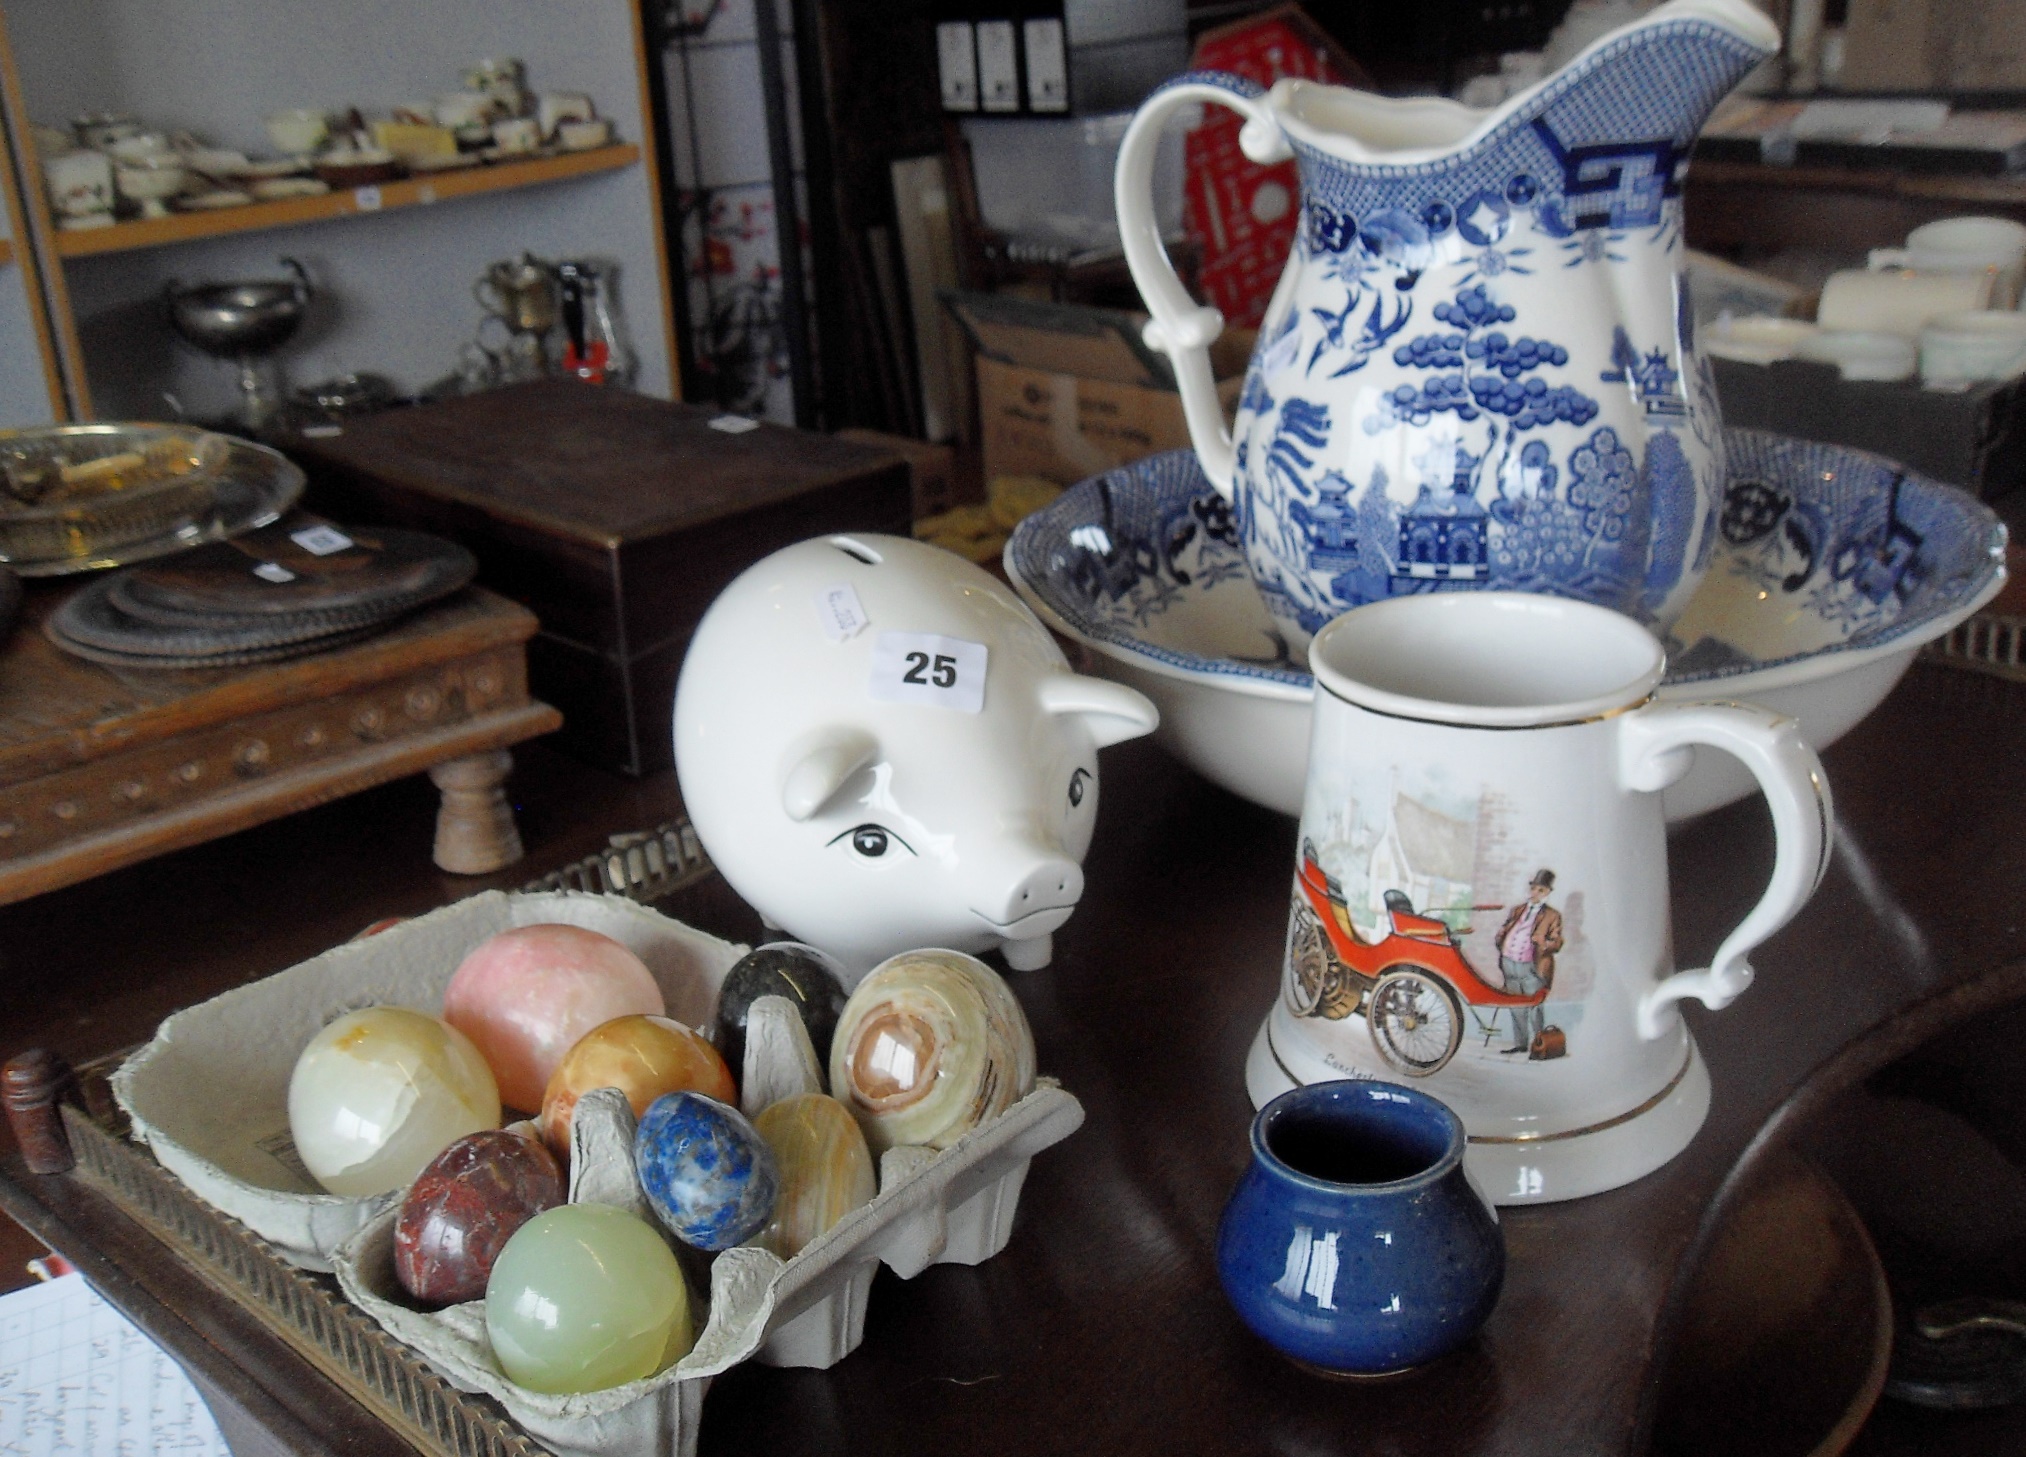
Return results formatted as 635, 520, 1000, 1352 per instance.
430, 748, 526, 874
4, 1049, 77, 1174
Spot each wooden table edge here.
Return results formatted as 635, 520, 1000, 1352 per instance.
0, 703, 561, 906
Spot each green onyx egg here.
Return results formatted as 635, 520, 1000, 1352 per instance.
484, 1204, 695, 1394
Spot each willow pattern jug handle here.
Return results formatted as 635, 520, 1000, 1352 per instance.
1115, 73, 1288, 498
1618, 702, 1834, 1040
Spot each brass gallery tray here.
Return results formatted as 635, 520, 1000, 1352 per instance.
17, 822, 718, 1457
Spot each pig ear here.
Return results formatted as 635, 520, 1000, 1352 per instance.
1037, 675, 1159, 749
780, 728, 880, 822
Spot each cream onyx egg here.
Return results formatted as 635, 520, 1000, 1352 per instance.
287, 1007, 501, 1197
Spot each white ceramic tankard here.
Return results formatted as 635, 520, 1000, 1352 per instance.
1245, 592, 1831, 1203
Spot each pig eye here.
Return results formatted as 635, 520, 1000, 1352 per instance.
829, 823, 914, 859
1068, 769, 1091, 808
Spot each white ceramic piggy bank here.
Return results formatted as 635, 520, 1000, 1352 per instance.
674, 533, 1158, 977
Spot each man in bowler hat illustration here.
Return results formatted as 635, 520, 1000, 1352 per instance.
1496, 869, 1563, 1055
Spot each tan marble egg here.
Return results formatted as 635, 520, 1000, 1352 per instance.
828, 950, 1036, 1154
751, 1093, 876, 1259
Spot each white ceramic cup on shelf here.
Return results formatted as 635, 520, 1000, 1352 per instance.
434, 92, 493, 129
556, 118, 613, 151
42, 149, 114, 228
1248, 591, 1831, 1204
1869, 216, 2026, 309
114, 157, 188, 218
1795, 329, 1917, 381
105, 132, 171, 165
491, 117, 541, 155
265, 109, 329, 157
1818, 267, 1992, 336
1919, 310, 2026, 387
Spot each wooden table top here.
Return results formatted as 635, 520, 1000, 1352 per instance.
0, 584, 541, 790
0, 661, 2021, 1455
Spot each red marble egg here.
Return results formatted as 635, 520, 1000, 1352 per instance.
394, 1129, 565, 1306
443, 923, 665, 1112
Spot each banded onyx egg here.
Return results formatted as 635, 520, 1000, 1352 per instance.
287, 1007, 501, 1198
752, 1093, 876, 1259
828, 950, 1035, 1155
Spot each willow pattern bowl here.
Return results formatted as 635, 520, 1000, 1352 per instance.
1004, 437, 2006, 822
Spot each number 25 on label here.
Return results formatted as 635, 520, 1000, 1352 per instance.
869, 632, 987, 713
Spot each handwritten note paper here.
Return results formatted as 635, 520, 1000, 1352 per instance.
0, 1273, 230, 1455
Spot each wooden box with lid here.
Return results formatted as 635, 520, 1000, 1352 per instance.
291, 380, 912, 774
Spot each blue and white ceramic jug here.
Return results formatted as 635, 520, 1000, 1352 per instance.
1116, 0, 1780, 651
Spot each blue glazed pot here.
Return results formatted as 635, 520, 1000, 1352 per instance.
1216, 1080, 1503, 1376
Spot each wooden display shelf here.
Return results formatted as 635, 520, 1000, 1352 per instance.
1690, 156, 2026, 208
0, 238, 15, 267
50, 144, 640, 259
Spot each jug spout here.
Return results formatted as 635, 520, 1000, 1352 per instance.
1267, 0, 1779, 175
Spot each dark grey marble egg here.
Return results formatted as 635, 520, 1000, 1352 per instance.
713, 942, 850, 1076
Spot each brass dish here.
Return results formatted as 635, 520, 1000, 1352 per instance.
0, 424, 304, 576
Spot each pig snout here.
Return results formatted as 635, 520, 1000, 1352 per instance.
969, 852, 1085, 936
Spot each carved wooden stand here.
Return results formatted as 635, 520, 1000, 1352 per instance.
0, 586, 561, 905
428, 749, 524, 874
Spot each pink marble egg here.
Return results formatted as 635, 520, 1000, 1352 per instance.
443, 924, 665, 1112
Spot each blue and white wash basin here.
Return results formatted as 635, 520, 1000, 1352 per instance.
1005, 435, 2006, 821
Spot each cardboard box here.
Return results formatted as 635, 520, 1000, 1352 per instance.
946, 291, 1251, 486
1713, 356, 2026, 501
835, 428, 967, 517
1182, 5, 1367, 329
1841, 0, 2026, 93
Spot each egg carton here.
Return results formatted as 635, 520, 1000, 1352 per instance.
108, 889, 1085, 1457
334, 1076, 1082, 1457
109, 890, 749, 1270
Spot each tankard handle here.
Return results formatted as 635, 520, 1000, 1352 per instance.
1114, 72, 1288, 498
1617, 702, 1832, 1040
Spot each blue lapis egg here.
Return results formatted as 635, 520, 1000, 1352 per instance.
634, 1092, 779, 1251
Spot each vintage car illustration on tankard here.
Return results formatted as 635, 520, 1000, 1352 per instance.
1286, 842, 1567, 1076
